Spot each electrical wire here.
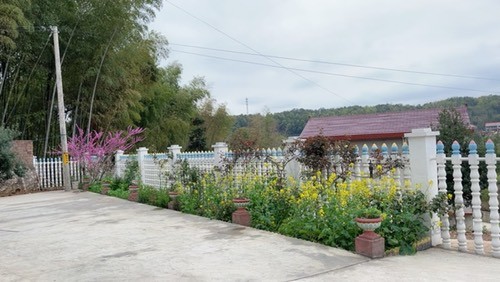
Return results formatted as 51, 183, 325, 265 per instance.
171, 49, 498, 95
170, 43, 500, 82
165, 0, 353, 104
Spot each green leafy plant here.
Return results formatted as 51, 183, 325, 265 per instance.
138, 186, 169, 208
107, 188, 129, 200
430, 192, 452, 217
356, 207, 382, 219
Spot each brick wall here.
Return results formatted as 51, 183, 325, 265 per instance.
11, 140, 34, 169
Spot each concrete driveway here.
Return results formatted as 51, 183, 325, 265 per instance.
1, 191, 499, 281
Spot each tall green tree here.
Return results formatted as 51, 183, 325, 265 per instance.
197, 97, 233, 147
0, 0, 166, 155
139, 64, 209, 150
0, 0, 32, 52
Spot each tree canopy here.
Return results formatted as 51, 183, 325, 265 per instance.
0, 0, 235, 155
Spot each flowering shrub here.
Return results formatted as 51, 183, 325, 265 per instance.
170, 168, 433, 253
66, 126, 144, 181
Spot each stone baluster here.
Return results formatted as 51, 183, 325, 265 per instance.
353, 145, 361, 181
115, 150, 124, 177
390, 143, 401, 193
485, 139, 500, 258
468, 141, 484, 254
136, 147, 148, 185
361, 144, 370, 178
436, 141, 451, 249
381, 143, 388, 177
451, 141, 467, 252
402, 142, 411, 188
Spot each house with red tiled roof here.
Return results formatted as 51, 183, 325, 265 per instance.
485, 122, 500, 133
299, 106, 471, 148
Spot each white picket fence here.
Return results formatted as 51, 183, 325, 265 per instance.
33, 157, 83, 189
115, 141, 411, 190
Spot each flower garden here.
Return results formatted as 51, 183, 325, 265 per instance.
89, 163, 435, 256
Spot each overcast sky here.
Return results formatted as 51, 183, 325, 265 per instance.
150, 0, 500, 115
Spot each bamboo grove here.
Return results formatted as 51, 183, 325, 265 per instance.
0, 0, 234, 156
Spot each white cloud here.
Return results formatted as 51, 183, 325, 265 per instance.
150, 0, 500, 114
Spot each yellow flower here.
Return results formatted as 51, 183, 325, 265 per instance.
318, 207, 325, 217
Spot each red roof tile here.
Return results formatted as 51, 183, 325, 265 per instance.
299, 106, 470, 140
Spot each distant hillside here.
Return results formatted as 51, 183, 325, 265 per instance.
267, 95, 500, 136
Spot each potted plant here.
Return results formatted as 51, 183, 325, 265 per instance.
355, 207, 385, 258
128, 180, 139, 202
232, 186, 251, 226
167, 183, 181, 210
81, 175, 91, 191
355, 207, 382, 232
100, 180, 111, 195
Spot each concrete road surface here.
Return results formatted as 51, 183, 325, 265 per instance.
0, 191, 499, 281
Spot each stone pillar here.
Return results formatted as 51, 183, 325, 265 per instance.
136, 147, 148, 184
355, 231, 385, 258
211, 142, 228, 169
283, 136, 301, 181
115, 150, 124, 177
11, 140, 34, 169
168, 145, 182, 162
404, 128, 441, 246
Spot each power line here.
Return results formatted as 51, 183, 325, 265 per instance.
170, 43, 500, 82
171, 49, 499, 95
164, 0, 353, 105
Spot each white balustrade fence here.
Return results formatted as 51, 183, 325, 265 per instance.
436, 139, 500, 258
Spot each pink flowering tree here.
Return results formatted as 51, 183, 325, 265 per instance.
67, 126, 144, 181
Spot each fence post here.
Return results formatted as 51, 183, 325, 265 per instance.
115, 150, 124, 177
212, 142, 228, 169
283, 137, 301, 181
168, 145, 182, 162
136, 147, 148, 184
404, 128, 441, 246
485, 139, 500, 258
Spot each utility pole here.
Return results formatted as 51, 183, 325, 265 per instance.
51, 26, 71, 191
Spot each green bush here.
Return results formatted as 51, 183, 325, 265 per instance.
110, 177, 130, 191
107, 188, 129, 200
0, 127, 25, 181
177, 173, 235, 222
88, 182, 102, 193
138, 186, 169, 208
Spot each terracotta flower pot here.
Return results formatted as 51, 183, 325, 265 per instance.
233, 198, 250, 209
168, 191, 179, 210
168, 191, 179, 200
101, 183, 110, 195
128, 184, 139, 202
355, 217, 385, 258
232, 198, 251, 226
355, 217, 382, 232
